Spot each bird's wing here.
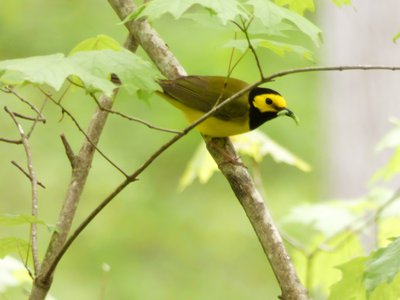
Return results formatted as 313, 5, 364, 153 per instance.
159, 76, 250, 121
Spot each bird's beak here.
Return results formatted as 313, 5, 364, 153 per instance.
277, 108, 299, 125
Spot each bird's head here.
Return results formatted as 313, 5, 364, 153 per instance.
248, 87, 298, 129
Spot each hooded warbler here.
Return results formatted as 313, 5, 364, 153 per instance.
158, 76, 297, 137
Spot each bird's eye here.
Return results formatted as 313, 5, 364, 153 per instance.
265, 98, 273, 105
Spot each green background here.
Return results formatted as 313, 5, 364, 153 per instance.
0, 1, 322, 299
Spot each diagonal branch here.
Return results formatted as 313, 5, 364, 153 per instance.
39, 87, 128, 177
89, 93, 181, 134
1, 87, 46, 121
11, 161, 46, 189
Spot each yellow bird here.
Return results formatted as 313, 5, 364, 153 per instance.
158, 76, 298, 137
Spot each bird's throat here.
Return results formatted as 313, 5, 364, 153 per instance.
249, 106, 277, 130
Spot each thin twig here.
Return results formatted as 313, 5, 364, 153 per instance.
4, 107, 41, 275
1, 87, 46, 121
26, 97, 49, 139
38, 87, 129, 178
263, 65, 400, 82
233, 16, 264, 79
11, 161, 46, 189
227, 32, 238, 76
13, 112, 46, 123
0, 137, 22, 144
0, 88, 49, 143
227, 48, 249, 78
90, 93, 181, 134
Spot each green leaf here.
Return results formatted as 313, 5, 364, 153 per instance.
273, 0, 315, 15
329, 257, 367, 300
247, 0, 322, 47
0, 214, 47, 226
127, 0, 249, 25
225, 38, 314, 61
69, 34, 122, 55
179, 130, 310, 190
68, 49, 160, 97
329, 238, 400, 299
364, 237, 400, 293
0, 238, 30, 258
304, 233, 364, 296
0, 54, 74, 90
0, 49, 160, 97
393, 32, 400, 43
331, 0, 352, 7
368, 273, 400, 300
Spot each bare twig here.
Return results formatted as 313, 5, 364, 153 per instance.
0, 136, 22, 144
0, 89, 48, 144
90, 93, 181, 134
39, 87, 129, 178
232, 16, 264, 79
4, 107, 41, 275
263, 65, 400, 82
26, 97, 49, 139
13, 112, 46, 123
1, 87, 46, 121
11, 161, 46, 189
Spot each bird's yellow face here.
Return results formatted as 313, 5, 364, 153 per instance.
248, 88, 299, 129
252, 93, 288, 113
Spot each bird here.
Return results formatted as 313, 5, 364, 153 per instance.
158, 75, 298, 137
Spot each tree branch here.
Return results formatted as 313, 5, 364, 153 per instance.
28, 30, 141, 300
4, 107, 41, 275
30, 92, 118, 297
110, 1, 308, 299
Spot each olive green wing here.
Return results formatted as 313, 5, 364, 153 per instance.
159, 76, 250, 121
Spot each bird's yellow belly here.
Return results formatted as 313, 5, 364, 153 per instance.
168, 100, 249, 137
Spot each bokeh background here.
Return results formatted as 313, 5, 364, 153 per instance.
0, 0, 399, 299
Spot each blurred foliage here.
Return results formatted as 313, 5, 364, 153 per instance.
1, 0, 398, 300
179, 130, 311, 190
329, 238, 400, 300
372, 119, 400, 182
